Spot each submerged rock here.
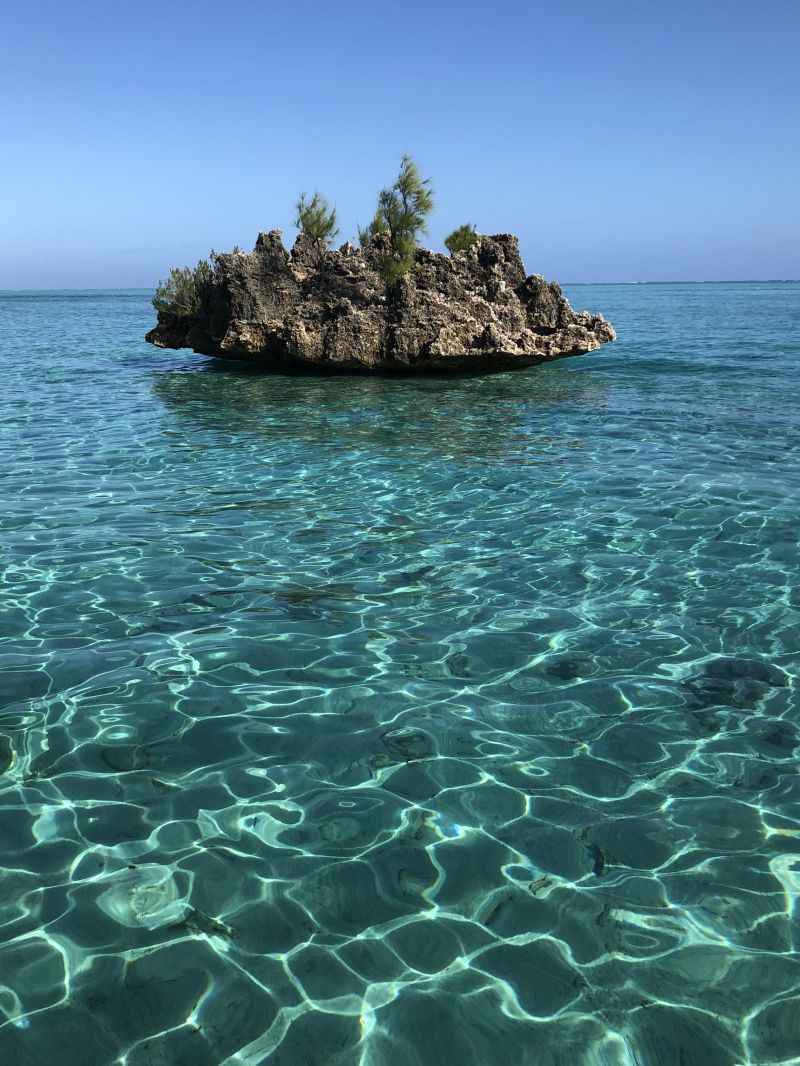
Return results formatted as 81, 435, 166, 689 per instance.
684, 656, 791, 714
700, 656, 789, 688
146, 231, 615, 372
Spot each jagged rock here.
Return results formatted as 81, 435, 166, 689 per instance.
146, 230, 615, 372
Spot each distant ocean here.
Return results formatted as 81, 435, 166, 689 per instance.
1, 283, 799, 1065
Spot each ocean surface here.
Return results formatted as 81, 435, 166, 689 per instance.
1, 283, 799, 1066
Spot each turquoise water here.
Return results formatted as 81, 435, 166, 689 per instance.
1, 283, 799, 1065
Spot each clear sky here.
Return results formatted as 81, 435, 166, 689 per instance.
2, 0, 798, 286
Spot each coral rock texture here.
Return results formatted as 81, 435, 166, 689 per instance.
146, 231, 615, 372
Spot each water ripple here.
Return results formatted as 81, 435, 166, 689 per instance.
1, 285, 799, 1064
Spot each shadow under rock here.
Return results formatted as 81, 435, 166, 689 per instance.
150, 357, 610, 460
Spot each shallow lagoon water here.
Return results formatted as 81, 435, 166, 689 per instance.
1, 283, 799, 1064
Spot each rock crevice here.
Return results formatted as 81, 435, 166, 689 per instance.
146, 231, 615, 372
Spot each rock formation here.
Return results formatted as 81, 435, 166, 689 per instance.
146, 231, 615, 372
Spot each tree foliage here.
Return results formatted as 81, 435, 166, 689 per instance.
360, 154, 433, 285
152, 259, 214, 317
357, 208, 389, 248
152, 159, 437, 316
445, 223, 479, 256
295, 192, 339, 245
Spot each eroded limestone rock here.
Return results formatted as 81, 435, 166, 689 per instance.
146, 231, 615, 372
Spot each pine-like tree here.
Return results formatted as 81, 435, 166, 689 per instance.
360, 155, 433, 285
445, 223, 479, 255
357, 209, 389, 248
295, 192, 339, 245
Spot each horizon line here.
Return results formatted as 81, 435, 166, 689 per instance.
2, 279, 799, 293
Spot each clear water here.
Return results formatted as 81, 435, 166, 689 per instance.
1, 284, 799, 1065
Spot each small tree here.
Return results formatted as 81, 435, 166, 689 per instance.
360, 154, 433, 285
295, 192, 339, 245
445, 223, 479, 256
357, 208, 389, 248
152, 258, 213, 317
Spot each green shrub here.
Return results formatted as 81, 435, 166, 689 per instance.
152, 259, 213, 317
360, 154, 433, 285
357, 208, 389, 248
295, 192, 339, 245
445, 223, 479, 255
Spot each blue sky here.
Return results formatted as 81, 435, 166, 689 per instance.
2, 0, 798, 286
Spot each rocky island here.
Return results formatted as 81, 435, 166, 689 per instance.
146, 230, 615, 372
146, 156, 614, 372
